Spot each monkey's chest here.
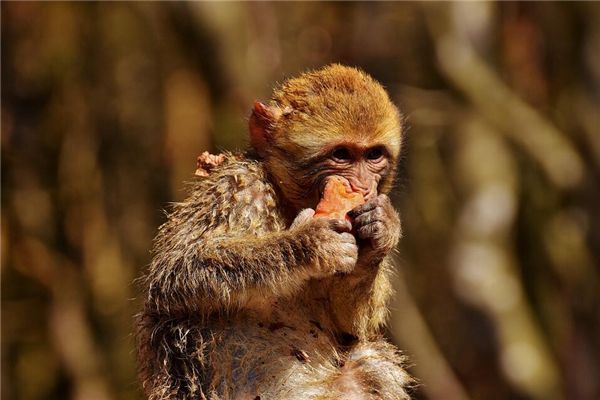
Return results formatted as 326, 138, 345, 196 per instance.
203, 301, 341, 393
213, 301, 337, 358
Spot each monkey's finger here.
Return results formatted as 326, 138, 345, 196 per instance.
328, 218, 352, 233
291, 208, 316, 229
356, 221, 384, 240
353, 207, 384, 227
348, 201, 378, 218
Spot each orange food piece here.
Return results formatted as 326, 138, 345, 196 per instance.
314, 176, 365, 221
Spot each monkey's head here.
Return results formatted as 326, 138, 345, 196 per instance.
249, 64, 403, 215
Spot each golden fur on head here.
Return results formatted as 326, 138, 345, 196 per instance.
250, 64, 404, 202
271, 64, 402, 159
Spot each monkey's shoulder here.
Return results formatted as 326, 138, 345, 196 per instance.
191, 152, 273, 200
177, 153, 284, 234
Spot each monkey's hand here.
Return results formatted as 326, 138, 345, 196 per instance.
291, 209, 358, 276
348, 194, 402, 266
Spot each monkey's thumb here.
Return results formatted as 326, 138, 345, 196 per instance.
291, 208, 315, 229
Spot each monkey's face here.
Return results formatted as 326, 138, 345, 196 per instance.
261, 118, 401, 214
249, 64, 403, 214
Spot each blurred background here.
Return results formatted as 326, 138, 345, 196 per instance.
2, 2, 599, 400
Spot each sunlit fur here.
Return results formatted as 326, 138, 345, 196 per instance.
137, 65, 412, 400
272, 64, 402, 158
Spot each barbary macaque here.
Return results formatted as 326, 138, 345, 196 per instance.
137, 64, 412, 399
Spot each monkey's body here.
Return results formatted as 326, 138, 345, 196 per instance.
138, 65, 412, 399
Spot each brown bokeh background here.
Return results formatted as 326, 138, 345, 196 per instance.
2, 2, 599, 400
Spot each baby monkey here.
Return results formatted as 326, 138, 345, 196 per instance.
137, 64, 412, 399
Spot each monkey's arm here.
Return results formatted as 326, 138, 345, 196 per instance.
329, 257, 395, 340
144, 160, 354, 316
329, 194, 402, 339
147, 231, 307, 316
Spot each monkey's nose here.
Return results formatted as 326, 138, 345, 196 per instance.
350, 184, 372, 199
349, 180, 377, 200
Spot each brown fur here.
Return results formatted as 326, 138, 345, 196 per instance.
137, 65, 412, 399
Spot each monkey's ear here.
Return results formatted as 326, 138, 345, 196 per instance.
249, 101, 282, 156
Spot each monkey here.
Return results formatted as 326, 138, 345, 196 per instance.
137, 64, 413, 400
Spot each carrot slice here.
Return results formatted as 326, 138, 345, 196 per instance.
314, 176, 365, 221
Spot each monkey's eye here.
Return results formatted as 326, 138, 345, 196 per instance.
331, 147, 352, 162
365, 147, 384, 161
